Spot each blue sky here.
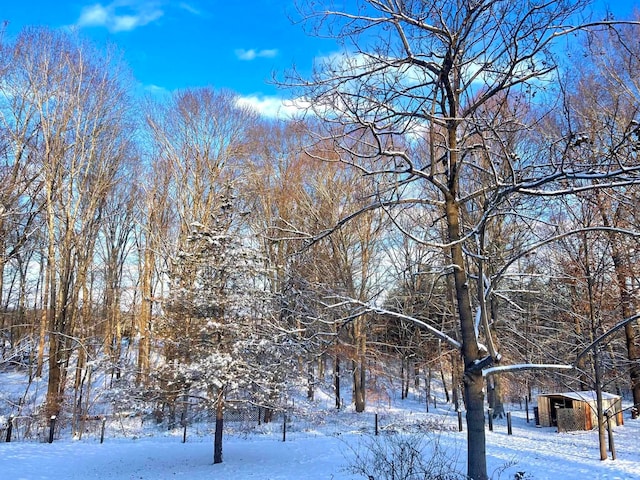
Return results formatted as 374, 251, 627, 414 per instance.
1, 1, 638, 117
1, 0, 335, 116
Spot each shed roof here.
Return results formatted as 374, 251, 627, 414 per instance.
537, 390, 620, 402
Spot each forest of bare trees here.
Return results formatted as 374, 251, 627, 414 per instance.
1, 2, 640, 479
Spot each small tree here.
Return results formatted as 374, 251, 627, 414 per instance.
159, 191, 292, 464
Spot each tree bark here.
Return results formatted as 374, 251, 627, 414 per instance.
137, 247, 153, 386
487, 375, 504, 419
446, 195, 486, 480
214, 394, 224, 464
353, 316, 366, 412
612, 258, 640, 406
307, 359, 315, 401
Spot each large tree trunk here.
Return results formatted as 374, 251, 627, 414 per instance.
46, 338, 63, 418
446, 195, 487, 480
137, 247, 154, 385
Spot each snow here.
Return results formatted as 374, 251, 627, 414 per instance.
0, 434, 355, 480
483, 364, 574, 377
537, 390, 621, 402
1, 360, 638, 479
1, 403, 639, 480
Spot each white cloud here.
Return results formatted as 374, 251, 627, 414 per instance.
235, 49, 279, 61
236, 95, 309, 119
143, 83, 170, 97
77, 1, 164, 32
178, 2, 202, 15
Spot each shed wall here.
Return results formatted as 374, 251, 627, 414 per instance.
536, 393, 623, 430
538, 396, 551, 427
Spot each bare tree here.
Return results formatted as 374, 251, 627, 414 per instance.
98, 165, 139, 382
564, 22, 640, 408
287, 2, 640, 478
246, 120, 388, 411
0, 28, 45, 366
3, 27, 135, 418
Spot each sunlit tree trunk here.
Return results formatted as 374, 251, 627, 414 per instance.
445, 194, 486, 479
353, 315, 367, 412
137, 245, 154, 386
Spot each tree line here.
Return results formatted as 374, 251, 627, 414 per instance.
1, 2, 640, 478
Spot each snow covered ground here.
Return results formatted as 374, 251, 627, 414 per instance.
1, 401, 639, 480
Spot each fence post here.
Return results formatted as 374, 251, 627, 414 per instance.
375, 413, 379, 436
48, 416, 56, 443
282, 413, 287, 442
507, 412, 512, 435
100, 417, 107, 444
525, 396, 530, 423
488, 409, 493, 431
458, 411, 463, 432
6, 416, 13, 442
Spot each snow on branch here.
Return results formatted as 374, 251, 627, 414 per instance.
333, 298, 461, 349
576, 312, 640, 362
482, 363, 573, 377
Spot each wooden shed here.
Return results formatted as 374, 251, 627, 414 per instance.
536, 390, 623, 431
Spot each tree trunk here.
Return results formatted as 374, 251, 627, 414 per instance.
353, 357, 366, 412
403, 357, 410, 400
595, 347, 607, 461
440, 366, 450, 403
582, 232, 607, 460
46, 339, 62, 418
451, 355, 460, 412
572, 296, 590, 390
137, 247, 154, 385
426, 367, 432, 412
595, 195, 640, 406
263, 408, 272, 424
446, 195, 486, 480
0, 250, 4, 343
36, 302, 48, 378
610, 242, 640, 407
334, 355, 341, 409
623, 322, 640, 407
307, 359, 315, 401
400, 357, 406, 400
465, 372, 487, 477
487, 375, 505, 419
353, 316, 366, 412
214, 394, 224, 464
318, 353, 325, 382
